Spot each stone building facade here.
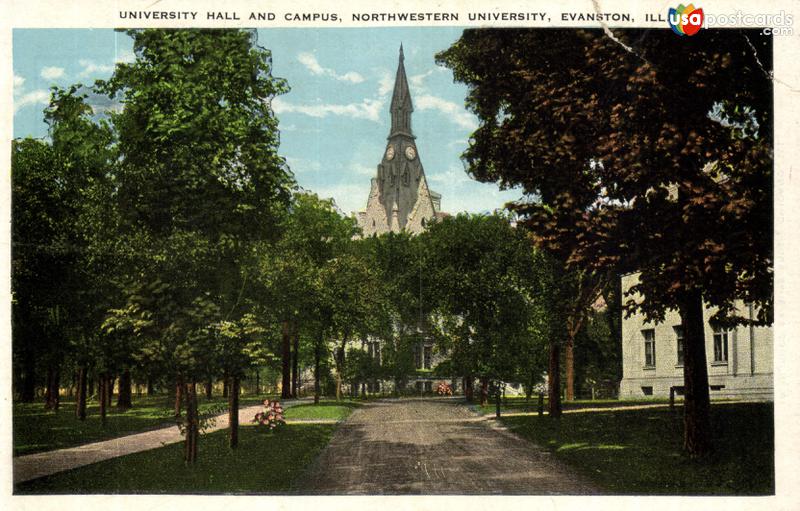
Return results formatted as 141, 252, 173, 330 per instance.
619, 272, 773, 400
355, 45, 444, 237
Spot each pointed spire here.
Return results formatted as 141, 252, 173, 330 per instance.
389, 44, 413, 138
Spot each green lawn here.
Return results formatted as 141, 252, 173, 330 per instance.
501, 402, 774, 495
283, 401, 359, 421
15, 423, 335, 494
14, 394, 276, 457
475, 396, 674, 415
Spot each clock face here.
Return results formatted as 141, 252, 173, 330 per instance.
405, 146, 417, 160
385, 145, 395, 160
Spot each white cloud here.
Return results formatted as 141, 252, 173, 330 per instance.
351, 163, 377, 176
312, 183, 368, 215
13, 74, 25, 92
13, 73, 50, 113
415, 94, 478, 131
377, 71, 393, 97
427, 167, 474, 187
40, 66, 65, 80
89, 102, 123, 116
297, 52, 365, 84
273, 97, 384, 122
409, 70, 434, 89
114, 49, 135, 64
285, 156, 321, 174
14, 89, 50, 114
443, 186, 521, 215
78, 59, 114, 78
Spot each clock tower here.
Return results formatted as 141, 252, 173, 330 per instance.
356, 45, 443, 236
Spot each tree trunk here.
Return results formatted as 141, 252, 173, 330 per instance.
146, 377, 154, 396
205, 379, 213, 399
548, 342, 562, 418
565, 336, 575, 401
76, 366, 87, 420
314, 332, 322, 405
335, 333, 349, 401
106, 374, 113, 408
479, 377, 489, 406
184, 382, 199, 463
99, 374, 108, 425
680, 288, 712, 457
228, 375, 240, 449
464, 375, 474, 402
105, 375, 114, 409
291, 325, 300, 397
117, 370, 132, 410
281, 321, 292, 399
174, 378, 183, 418
20, 351, 36, 403
44, 365, 60, 411
222, 377, 229, 398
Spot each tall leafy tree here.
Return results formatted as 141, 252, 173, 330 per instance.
437, 28, 772, 455
11, 85, 117, 414
320, 252, 381, 400
98, 29, 294, 461
422, 213, 543, 405
11, 138, 70, 405
257, 192, 358, 403
356, 232, 421, 393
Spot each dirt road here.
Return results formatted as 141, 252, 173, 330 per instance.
300, 398, 599, 495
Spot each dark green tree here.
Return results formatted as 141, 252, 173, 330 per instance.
257, 192, 359, 404
437, 28, 772, 455
422, 213, 543, 405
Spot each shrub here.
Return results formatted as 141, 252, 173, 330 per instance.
436, 382, 453, 396
253, 399, 286, 430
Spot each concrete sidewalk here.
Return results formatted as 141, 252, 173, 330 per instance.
13, 398, 311, 484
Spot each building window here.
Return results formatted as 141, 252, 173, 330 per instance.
414, 345, 422, 369
643, 329, 656, 368
713, 328, 729, 363
674, 326, 684, 366
423, 345, 432, 369
641, 386, 653, 396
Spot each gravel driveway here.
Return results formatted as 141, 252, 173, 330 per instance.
299, 398, 599, 495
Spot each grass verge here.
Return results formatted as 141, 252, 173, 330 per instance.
475, 397, 675, 415
283, 401, 359, 421
501, 402, 773, 495
14, 394, 276, 457
15, 423, 335, 494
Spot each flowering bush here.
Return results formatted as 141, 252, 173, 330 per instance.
253, 399, 286, 430
436, 382, 453, 396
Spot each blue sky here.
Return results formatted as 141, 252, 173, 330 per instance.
13, 28, 521, 215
